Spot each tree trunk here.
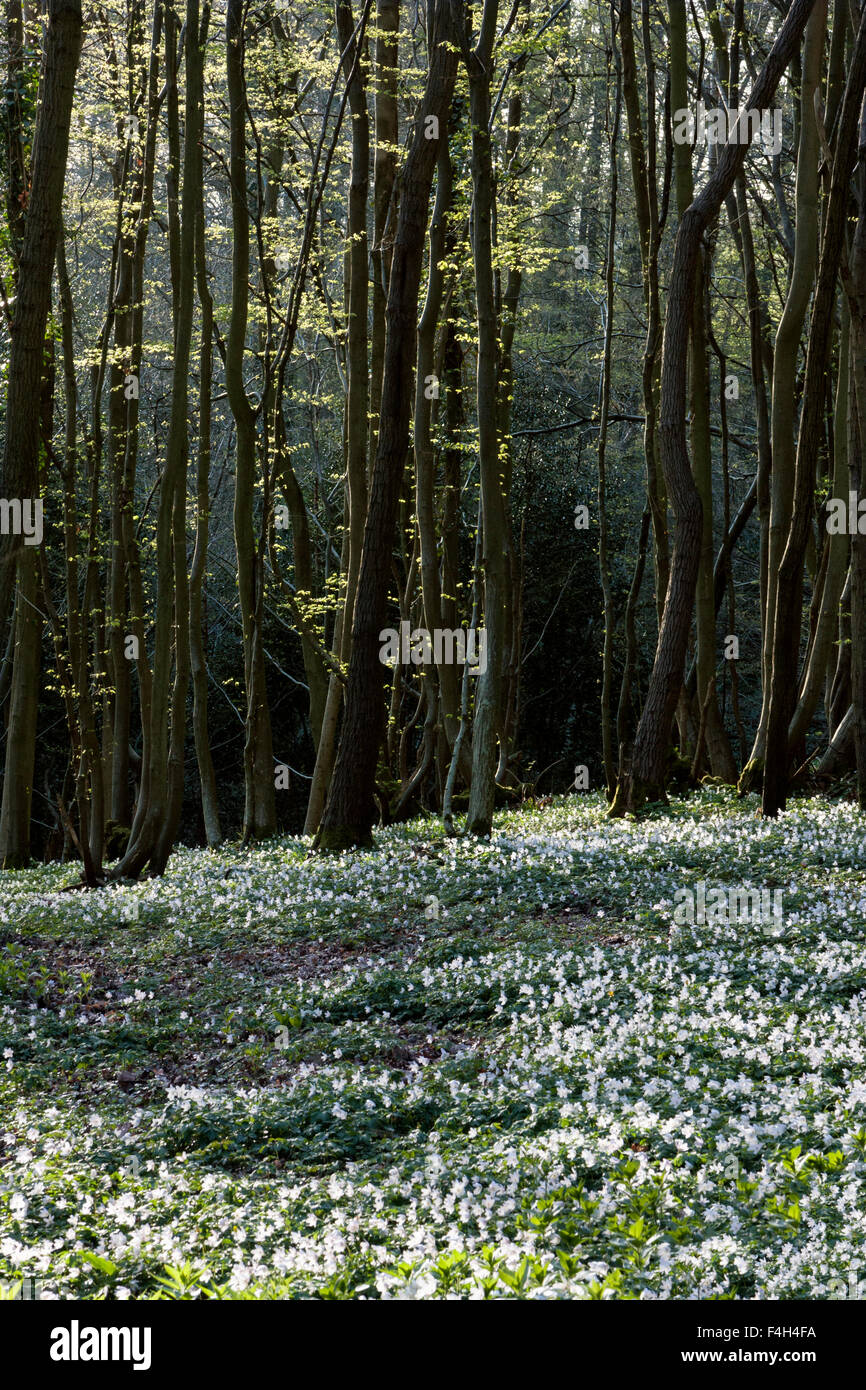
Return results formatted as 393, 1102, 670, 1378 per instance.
303, 0, 372, 837
743, 0, 827, 791
0, 0, 83, 868
466, 0, 508, 837
620, 0, 668, 630
117, 0, 200, 875
788, 299, 850, 748
225, 0, 276, 841
763, 2, 866, 814
843, 95, 866, 807
611, 0, 820, 817
671, 0, 734, 781
368, 0, 398, 469
597, 25, 621, 799
188, 3, 222, 849
316, 0, 460, 850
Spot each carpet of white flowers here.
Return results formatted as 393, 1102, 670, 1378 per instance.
1, 788, 866, 1299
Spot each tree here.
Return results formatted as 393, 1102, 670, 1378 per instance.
0, 0, 83, 867
225, 0, 277, 841
611, 0, 820, 817
316, 0, 460, 850
763, 3, 866, 814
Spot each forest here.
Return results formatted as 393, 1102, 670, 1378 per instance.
1, 0, 866, 1320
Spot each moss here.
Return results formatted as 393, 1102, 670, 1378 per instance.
737, 756, 764, 796
313, 823, 375, 853
466, 815, 493, 838
608, 785, 629, 818
609, 774, 653, 818
665, 748, 693, 793
103, 821, 131, 860
609, 753, 687, 817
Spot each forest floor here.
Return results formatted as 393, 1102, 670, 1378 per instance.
1, 789, 865, 1299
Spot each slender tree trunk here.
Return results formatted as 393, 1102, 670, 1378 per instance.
415, 130, 460, 753
616, 508, 651, 777
225, 0, 276, 840
763, 3, 866, 814
597, 23, 621, 799
316, 0, 460, 850
116, 0, 200, 875
842, 100, 866, 807
188, 4, 221, 849
848, 349, 866, 806
55, 228, 101, 876
743, 0, 827, 791
0, 0, 27, 642
106, 0, 149, 832
303, 0, 371, 837
466, 0, 508, 837
368, 0, 398, 468
789, 300, 850, 747
611, 0, 820, 817
671, 0, 734, 780
438, 318, 467, 787
730, 172, 772, 726
337, 0, 370, 676
494, 10, 528, 782
620, 0, 668, 630
0, 0, 83, 868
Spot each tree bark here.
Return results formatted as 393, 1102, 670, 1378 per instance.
763, 1, 866, 814
611, 0, 820, 817
742, 0, 827, 792
0, 0, 83, 868
316, 0, 460, 850
465, 0, 508, 837
225, 0, 276, 841
597, 22, 621, 799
